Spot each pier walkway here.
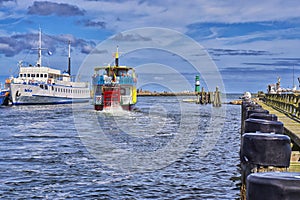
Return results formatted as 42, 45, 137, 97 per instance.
257, 101, 300, 147
258, 93, 300, 147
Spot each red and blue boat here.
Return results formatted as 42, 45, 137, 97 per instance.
92, 47, 137, 111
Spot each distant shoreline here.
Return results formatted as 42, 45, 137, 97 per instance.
137, 92, 196, 96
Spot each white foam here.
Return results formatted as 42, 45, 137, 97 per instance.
102, 105, 129, 116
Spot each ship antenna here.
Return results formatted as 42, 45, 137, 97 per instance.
115, 46, 119, 67
67, 40, 71, 75
32, 27, 47, 67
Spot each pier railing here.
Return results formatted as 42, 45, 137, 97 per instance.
265, 93, 300, 120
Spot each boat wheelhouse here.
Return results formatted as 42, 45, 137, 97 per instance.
92, 47, 137, 111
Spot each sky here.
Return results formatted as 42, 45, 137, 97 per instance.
1, 0, 300, 93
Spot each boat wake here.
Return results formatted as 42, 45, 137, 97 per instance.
101, 105, 129, 116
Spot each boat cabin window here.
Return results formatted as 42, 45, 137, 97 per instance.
27, 74, 30, 77
44, 74, 47, 78
117, 69, 127, 76
36, 74, 39, 78
40, 74, 43, 78
31, 74, 35, 77
20, 74, 23, 77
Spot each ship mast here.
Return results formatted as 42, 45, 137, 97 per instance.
37, 28, 42, 67
33, 28, 46, 67
67, 40, 71, 75
115, 46, 119, 67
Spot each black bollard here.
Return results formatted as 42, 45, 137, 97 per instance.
240, 132, 292, 199
246, 109, 269, 119
244, 118, 284, 134
249, 113, 278, 121
241, 133, 291, 167
241, 101, 262, 134
247, 172, 300, 200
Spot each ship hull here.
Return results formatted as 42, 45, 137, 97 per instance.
12, 95, 90, 105
10, 83, 90, 105
94, 104, 134, 111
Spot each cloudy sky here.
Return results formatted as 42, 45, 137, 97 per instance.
1, 0, 300, 93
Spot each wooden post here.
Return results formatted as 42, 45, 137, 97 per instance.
213, 86, 221, 107
201, 87, 205, 104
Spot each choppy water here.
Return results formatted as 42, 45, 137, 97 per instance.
0, 95, 241, 199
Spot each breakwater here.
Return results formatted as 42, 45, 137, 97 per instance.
138, 87, 222, 106
137, 91, 196, 96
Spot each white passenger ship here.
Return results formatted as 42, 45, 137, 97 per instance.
9, 29, 90, 105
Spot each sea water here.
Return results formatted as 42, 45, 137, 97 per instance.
0, 94, 241, 199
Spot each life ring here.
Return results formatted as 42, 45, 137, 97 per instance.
47, 79, 51, 84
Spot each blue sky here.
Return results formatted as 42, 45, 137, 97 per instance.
1, 0, 300, 93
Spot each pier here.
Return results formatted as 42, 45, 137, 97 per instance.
240, 94, 300, 199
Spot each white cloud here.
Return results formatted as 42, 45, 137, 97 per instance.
75, 0, 300, 32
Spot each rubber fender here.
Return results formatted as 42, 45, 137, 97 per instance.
242, 101, 262, 112
249, 113, 278, 121
246, 109, 269, 119
244, 118, 283, 134
241, 133, 291, 167
247, 172, 300, 200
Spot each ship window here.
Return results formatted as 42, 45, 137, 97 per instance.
23, 74, 26, 77
45, 85, 48, 90
40, 74, 43, 78
31, 74, 35, 77
44, 74, 47, 78
120, 88, 126, 95
20, 74, 23, 77
36, 74, 39, 78
27, 74, 30, 77
40, 84, 44, 89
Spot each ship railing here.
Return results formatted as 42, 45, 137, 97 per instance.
93, 75, 135, 85
53, 79, 89, 87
